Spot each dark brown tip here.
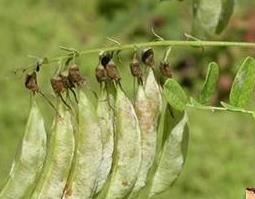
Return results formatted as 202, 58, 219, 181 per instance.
59, 71, 74, 89
100, 52, 112, 67
159, 61, 172, 78
68, 64, 85, 87
105, 61, 121, 82
25, 72, 39, 94
95, 64, 108, 83
51, 76, 65, 94
142, 48, 154, 67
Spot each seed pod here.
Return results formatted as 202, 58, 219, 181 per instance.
145, 68, 162, 118
62, 91, 102, 199
30, 104, 75, 199
130, 57, 143, 85
95, 64, 108, 83
103, 87, 142, 199
149, 112, 189, 197
105, 61, 121, 83
95, 88, 114, 193
159, 61, 172, 79
0, 98, 47, 199
142, 48, 154, 67
129, 69, 162, 198
68, 64, 85, 87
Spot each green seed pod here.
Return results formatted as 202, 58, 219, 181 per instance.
96, 88, 114, 193
149, 112, 189, 197
104, 87, 142, 199
62, 91, 103, 199
30, 103, 75, 199
129, 69, 162, 198
145, 68, 162, 120
0, 98, 47, 199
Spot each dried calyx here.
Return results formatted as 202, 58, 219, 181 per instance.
51, 76, 65, 94
130, 55, 143, 85
25, 71, 39, 94
105, 61, 121, 83
95, 63, 108, 83
100, 52, 113, 67
68, 64, 85, 87
159, 61, 172, 78
142, 48, 154, 67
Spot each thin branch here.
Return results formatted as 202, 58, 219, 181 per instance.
21, 40, 255, 69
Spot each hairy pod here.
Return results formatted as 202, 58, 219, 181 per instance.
144, 68, 162, 120
31, 103, 75, 199
95, 88, 114, 193
103, 87, 142, 199
129, 69, 162, 198
0, 98, 47, 199
62, 91, 102, 199
105, 61, 121, 83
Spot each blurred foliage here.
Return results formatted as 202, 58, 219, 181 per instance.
0, 0, 255, 198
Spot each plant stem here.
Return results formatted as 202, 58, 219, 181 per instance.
187, 104, 255, 116
22, 40, 255, 70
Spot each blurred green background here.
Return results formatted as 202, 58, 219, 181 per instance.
0, 0, 255, 198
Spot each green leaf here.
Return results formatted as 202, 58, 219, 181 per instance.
230, 57, 255, 108
216, 0, 235, 34
163, 79, 188, 111
199, 62, 219, 104
192, 0, 234, 39
149, 112, 189, 197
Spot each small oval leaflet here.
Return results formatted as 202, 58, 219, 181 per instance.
0, 99, 47, 199
199, 62, 220, 105
192, 0, 235, 38
163, 79, 188, 111
230, 57, 255, 108
149, 112, 189, 198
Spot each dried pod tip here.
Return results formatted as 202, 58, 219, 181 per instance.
60, 71, 74, 89
130, 59, 142, 78
68, 64, 85, 87
25, 72, 39, 94
51, 76, 65, 94
95, 64, 108, 83
105, 61, 121, 82
142, 48, 154, 67
159, 61, 172, 78
100, 52, 112, 67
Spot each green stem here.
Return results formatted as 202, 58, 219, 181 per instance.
23, 40, 255, 69
187, 104, 254, 116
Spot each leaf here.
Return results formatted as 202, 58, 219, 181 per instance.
192, 0, 234, 39
199, 62, 220, 104
230, 57, 255, 108
149, 112, 189, 197
216, 0, 235, 34
163, 79, 188, 111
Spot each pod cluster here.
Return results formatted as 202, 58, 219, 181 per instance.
0, 48, 189, 199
